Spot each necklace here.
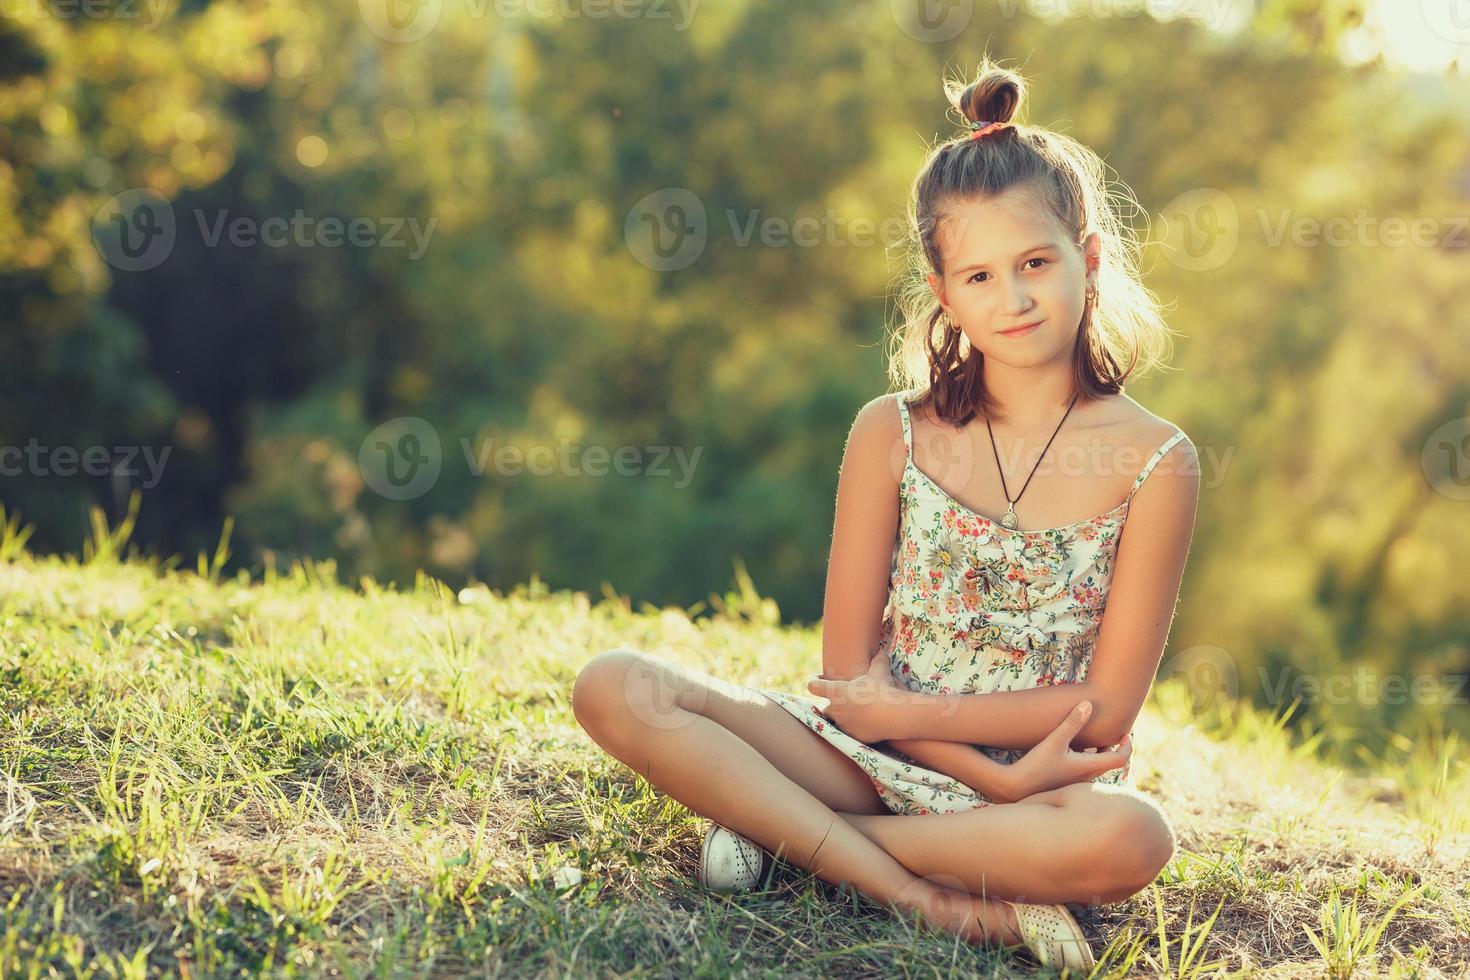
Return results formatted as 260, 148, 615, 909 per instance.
985, 392, 1081, 530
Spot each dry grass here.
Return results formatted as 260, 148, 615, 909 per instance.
0, 512, 1466, 977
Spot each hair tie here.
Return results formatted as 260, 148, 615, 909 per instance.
968, 120, 1011, 141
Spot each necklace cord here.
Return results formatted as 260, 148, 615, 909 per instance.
986, 392, 1081, 508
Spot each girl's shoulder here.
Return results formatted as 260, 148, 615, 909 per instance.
1093, 393, 1195, 477
1079, 391, 1180, 433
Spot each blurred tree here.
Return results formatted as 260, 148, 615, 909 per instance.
1, 0, 1466, 746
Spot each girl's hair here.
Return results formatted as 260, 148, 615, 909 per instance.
887, 59, 1175, 427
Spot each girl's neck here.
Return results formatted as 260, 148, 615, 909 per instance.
982, 363, 1080, 430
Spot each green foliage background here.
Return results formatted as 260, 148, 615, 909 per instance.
3, 0, 1468, 747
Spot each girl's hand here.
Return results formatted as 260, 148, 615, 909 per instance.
805, 655, 908, 744
1001, 700, 1131, 802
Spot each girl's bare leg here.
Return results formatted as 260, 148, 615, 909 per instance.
572, 648, 1023, 947
836, 780, 1177, 906
575, 649, 1176, 909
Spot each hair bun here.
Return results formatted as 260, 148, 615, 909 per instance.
945, 61, 1025, 129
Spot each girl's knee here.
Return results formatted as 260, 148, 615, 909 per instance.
571, 647, 646, 730
573, 648, 713, 737
1087, 791, 1176, 898
1029, 784, 1172, 902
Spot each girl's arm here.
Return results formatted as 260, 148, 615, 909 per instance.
818, 394, 905, 682
880, 737, 1021, 803
891, 702, 1132, 803
887, 437, 1201, 750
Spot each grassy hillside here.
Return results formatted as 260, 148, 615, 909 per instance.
0, 514, 1466, 977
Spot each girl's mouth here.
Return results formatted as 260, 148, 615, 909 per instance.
998, 320, 1043, 338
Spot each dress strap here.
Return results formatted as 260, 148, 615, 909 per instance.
1127, 429, 1189, 501
895, 390, 914, 456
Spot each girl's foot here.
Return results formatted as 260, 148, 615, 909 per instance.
894, 881, 1023, 948
961, 892, 1026, 950
901, 884, 1096, 970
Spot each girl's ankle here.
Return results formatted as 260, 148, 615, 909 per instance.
988, 899, 1026, 949
917, 883, 998, 946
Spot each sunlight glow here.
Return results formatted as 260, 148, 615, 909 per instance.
1340, 0, 1470, 75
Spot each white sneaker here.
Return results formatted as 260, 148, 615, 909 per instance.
1002, 900, 1097, 971
698, 822, 773, 892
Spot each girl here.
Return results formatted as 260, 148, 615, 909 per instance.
572, 60, 1197, 970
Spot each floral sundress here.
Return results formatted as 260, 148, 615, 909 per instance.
756, 388, 1190, 815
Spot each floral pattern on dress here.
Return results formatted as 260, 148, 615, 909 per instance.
756, 390, 1189, 816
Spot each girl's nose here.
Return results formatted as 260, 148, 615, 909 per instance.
1003, 282, 1035, 316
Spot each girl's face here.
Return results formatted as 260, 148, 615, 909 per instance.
927, 187, 1100, 369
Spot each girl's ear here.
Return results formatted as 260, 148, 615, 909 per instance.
1081, 232, 1102, 282
926, 271, 948, 311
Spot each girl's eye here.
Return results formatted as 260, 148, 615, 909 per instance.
967, 257, 1048, 284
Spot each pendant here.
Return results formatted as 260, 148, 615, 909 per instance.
1001, 506, 1019, 530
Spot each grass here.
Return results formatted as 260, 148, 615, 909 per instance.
0, 500, 1467, 977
